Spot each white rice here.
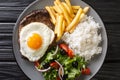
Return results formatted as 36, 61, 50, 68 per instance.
62, 15, 102, 61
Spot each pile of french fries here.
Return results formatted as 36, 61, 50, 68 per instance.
45, 0, 89, 41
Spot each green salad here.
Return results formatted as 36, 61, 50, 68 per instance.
35, 43, 90, 80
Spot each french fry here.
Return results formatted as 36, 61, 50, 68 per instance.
50, 7, 57, 25
56, 0, 71, 24
64, 20, 68, 27
62, 20, 66, 33
73, 9, 78, 14
54, 14, 59, 34
70, 13, 85, 33
83, 6, 90, 13
57, 15, 63, 37
62, 2, 75, 18
62, 2, 70, 14
69, 24, 77, 33
53, 1, 62, 14
72, 6, 80, 10
66, 8, 83, 31
65, 0, 74, 17
50, 7, 57, 17
54, 14, 60, 33
65, 0, 71, 6
45, 6, 56, 24
79, 13, 85, 20
55, 14, 63, 41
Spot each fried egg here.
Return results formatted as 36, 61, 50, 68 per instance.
19, 22, 55, 62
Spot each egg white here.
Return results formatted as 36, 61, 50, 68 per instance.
19, 22, 55, 62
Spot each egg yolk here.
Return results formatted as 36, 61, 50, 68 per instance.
27, 33, 42, 50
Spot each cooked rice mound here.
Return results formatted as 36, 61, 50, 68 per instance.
62, 16, 102, 61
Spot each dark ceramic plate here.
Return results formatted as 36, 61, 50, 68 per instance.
13, 0, 107, 80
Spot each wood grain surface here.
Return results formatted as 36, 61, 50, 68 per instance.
0, 0, 120, 80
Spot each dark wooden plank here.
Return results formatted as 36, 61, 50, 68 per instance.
0, 62, 29, 80
0, 0, 120, 22
83, 0, 120, 23
0, 0, 33, 7
92, 63, 120, 80
105, 23, 120, 61
0, 0, 33, 22
0, 23, 14, 61
0, 23, 13, 48
0, 62, 120, 80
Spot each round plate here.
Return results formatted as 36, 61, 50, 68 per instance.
13, 0, 108, 80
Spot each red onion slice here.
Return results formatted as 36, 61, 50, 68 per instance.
53, 45, 59, 55
35, 66, 51, 72
55, 60, 64, 80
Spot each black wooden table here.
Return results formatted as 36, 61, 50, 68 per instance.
0, 0, 120, 80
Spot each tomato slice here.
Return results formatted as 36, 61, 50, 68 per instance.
59, 43, 74, 58
59, 44, 69, 52
50, 62, 60, 69
82, 67, 91, 75
68, 48, 74, 58
34, 61, 40, 67
56, 76, 60, 80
